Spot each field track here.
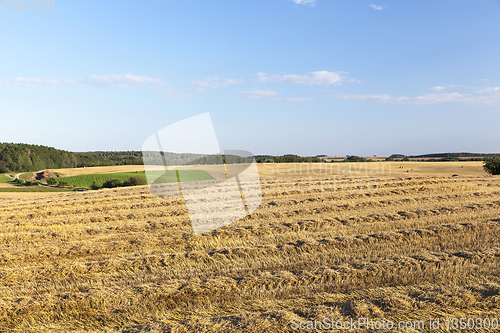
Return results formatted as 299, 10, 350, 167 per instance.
0, 162, 499, 332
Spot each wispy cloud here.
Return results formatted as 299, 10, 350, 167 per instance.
291, 0, 316, 6
2, 77, 74, 87
82, 73, 189, 99
1, 73, 242, 100
239, 89, 278, 99
271, 97, 316, 103
335, 87, 500, 106
430, 85, 457, 91
256, 71, 351, 86
473, 86, 500, 94
83, 74, 165, 89
189, 76, 243, 92
369, 4, 386, 10
336, 93, 469, 104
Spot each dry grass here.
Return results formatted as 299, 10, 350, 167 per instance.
0, 162, 499, 332
46, 165, 148, 177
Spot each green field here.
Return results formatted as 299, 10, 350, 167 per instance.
19, 173, 33, 181
0, 175, 11, 183
58, 170, 214, 188
148, 170, 215, 184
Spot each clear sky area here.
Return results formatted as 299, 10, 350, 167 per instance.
1, 0, 499, 156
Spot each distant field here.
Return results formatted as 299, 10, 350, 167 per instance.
54, 165, 147, 177
50, 164, 210, 177
257, 161, 486, 177
58, 170, 214, 188
0, 187, 71, 192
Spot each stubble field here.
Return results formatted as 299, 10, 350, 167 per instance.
0, 162, 499, 332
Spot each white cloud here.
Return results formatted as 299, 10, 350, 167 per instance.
336, 92, 469, 104
256, 71, 350, 86
474, 87, 500, 94
430, 86, 446, 91
430, 85, 457, 91
335, 88, 500, 106
369, 4, 386, 10
189, 76, 243, 92
82, 73, 189, 99
481, 79, 490, 82
83, 73, 165, 89
239, 89, 278, 99
291, 0, 316, 6
2, 77, 74, 87
271, 97, 316, 103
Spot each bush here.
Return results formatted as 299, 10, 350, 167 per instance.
345, 155, 368, 162
46, 178, 57, 185
90, 181, 101, 190
57, 180, 69, 187
24, 180, 38, 186
484, 157, 500, 175
16, 178, 25, 185
102, 178, 123, 188
123, 176, 146, 186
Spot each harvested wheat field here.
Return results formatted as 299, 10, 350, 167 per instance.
0, 162, 499, 332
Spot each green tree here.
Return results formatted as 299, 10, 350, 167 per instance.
0, 161, 8, 173
484, 157, 500, 175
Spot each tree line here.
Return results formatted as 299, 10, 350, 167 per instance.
0, 143, 144, 173
0, 143, 256, 173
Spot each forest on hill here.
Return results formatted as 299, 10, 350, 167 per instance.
0, 143, 143, 173
0, 143, 252, 173
387, 152, 500, 161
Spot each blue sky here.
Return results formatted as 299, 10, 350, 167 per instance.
1, 0, 499, 156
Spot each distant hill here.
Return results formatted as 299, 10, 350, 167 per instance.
0, 143, 252, 173
0, 143, 143, 173
2, 143, 498, 173
387, 152, 500, 161
409, 152, 500, 158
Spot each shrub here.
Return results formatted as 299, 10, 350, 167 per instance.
123, 176, 146, 186
46, 178, 57, 185
24, 180, 38, 186
102, 178, 123, 188
90, 181, 101, 190
345, 155, 368, 162
57, 180, 69, 187
16, 178, 25, 185
484, 157, 500, 175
